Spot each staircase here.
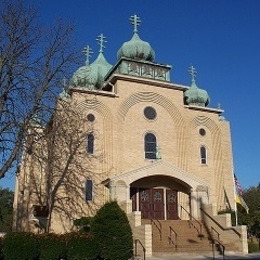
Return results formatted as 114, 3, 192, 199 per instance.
141, 219, 216, 256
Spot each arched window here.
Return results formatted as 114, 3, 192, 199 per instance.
200, 146, 207, 164
145, 133, 157, 159
87, 133, 94, 154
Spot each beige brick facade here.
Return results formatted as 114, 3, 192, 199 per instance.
13, 33, 247, 253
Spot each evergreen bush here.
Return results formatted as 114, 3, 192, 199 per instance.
73, 217, 94, 233
0, 238, 3, 260
38, 233, 67, 260
66, 232, 98, 260
248, 240, 260, 253
93, 201, 133, 260
3, 232, 39, 260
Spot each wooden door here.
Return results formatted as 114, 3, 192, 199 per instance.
166, 189, 178, 220
130, 188, 137, 212
139, 188, 151, 219
152, 189, 164, 220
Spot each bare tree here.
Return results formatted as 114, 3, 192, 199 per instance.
14, 97, 105, 233
0, 0, 80, 179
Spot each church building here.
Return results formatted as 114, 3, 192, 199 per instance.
13, 15, 248, 256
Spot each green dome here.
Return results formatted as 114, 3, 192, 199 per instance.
117, 32, 155, 62
184, 80, 210, 107
88, 52, 112, 89
71, 37, 112, 90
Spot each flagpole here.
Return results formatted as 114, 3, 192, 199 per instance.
232, 171, 238, 226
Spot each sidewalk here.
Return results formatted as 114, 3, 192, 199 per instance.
145, 253, 260, 259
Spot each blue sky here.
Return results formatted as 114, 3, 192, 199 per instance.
1, 0, 260, 190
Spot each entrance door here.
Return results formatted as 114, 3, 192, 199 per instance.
166, 189, 178, 220
139, 188, 151, 219
152, 189, 164, 220
130, 188, 137, 212
139, 188, 164, 220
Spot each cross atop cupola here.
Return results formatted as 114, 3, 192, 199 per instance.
129, 14, 141, 33
188, 65, 197, 82
96, 33, 107, 53
83, 45, 93, 65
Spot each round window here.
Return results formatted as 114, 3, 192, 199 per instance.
87, 113, 95, 122
144, 106, 157, 120
199, 128, 206, 136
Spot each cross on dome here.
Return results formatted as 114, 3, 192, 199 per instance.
96, 33, 107, 53
129, 14, 141, 33
62, 77, 67, 88
83, 45, 93, 65
188, 65, 197, 82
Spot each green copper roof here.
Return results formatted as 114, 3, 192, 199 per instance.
184, 66, 210, 107
71, 34, 112, 90
117, 15, 155, 62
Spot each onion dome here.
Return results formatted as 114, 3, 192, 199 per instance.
71, 34, 112, 90
184, 66, 210, 107
117, 15, 155, 62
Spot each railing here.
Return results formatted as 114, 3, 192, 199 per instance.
200, 207, 241, 238
168, 226, 178, 250
211, 239, 225, 260
211, 226, 220, 240
150, 218, 162, 241
134, 239, 146, 260
180, 206, 202, 238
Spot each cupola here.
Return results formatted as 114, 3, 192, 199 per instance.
71, 34, 112, 90
117, 15, 155, 62
184, 66, 210, 107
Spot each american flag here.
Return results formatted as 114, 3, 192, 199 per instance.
234, 174, 243, 196
234, 174, 249, 213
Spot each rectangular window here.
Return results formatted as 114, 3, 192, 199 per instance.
85, 179, 93, 201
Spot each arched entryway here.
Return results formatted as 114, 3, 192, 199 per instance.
130, 175, 191, 220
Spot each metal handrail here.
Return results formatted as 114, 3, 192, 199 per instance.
151, 218, 162, 241
134, 239, 146, 260
211, 226, 220, 240
180, 206, 202, 237
211, 238, 225, 260
200, 207, 241, 238
169, 226, 178, 250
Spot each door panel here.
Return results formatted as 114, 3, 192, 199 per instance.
130, 188, 137, 212
139, 188, 151, 219
166, 189, 178, 220
152, 189, 164, 220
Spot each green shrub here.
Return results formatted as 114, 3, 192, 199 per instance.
248, 241, 260, 253
93, 201, 133, 260
38, 233, 67, 260
66, 232, 98, 260
73, 217, 94, 233
0, 238, 3, 260
3, 232, 39, 260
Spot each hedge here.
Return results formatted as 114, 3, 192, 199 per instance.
3, 232, 39, 260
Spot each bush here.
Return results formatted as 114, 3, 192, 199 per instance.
38, 233, 67, 260
66, 232, 98, 260
93, 201, 133, 260
3, 232, 39, 260
248, 241, 260, 253
73, 217, 94, 233
0, 238, 3, 260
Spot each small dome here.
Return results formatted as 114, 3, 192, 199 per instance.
71, 35, 112, 90
88, 52, 112, 89
117, 14, 155, 62
184, 66, 210, 107
117, 32, 155, 62
71, 64, 92, 87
